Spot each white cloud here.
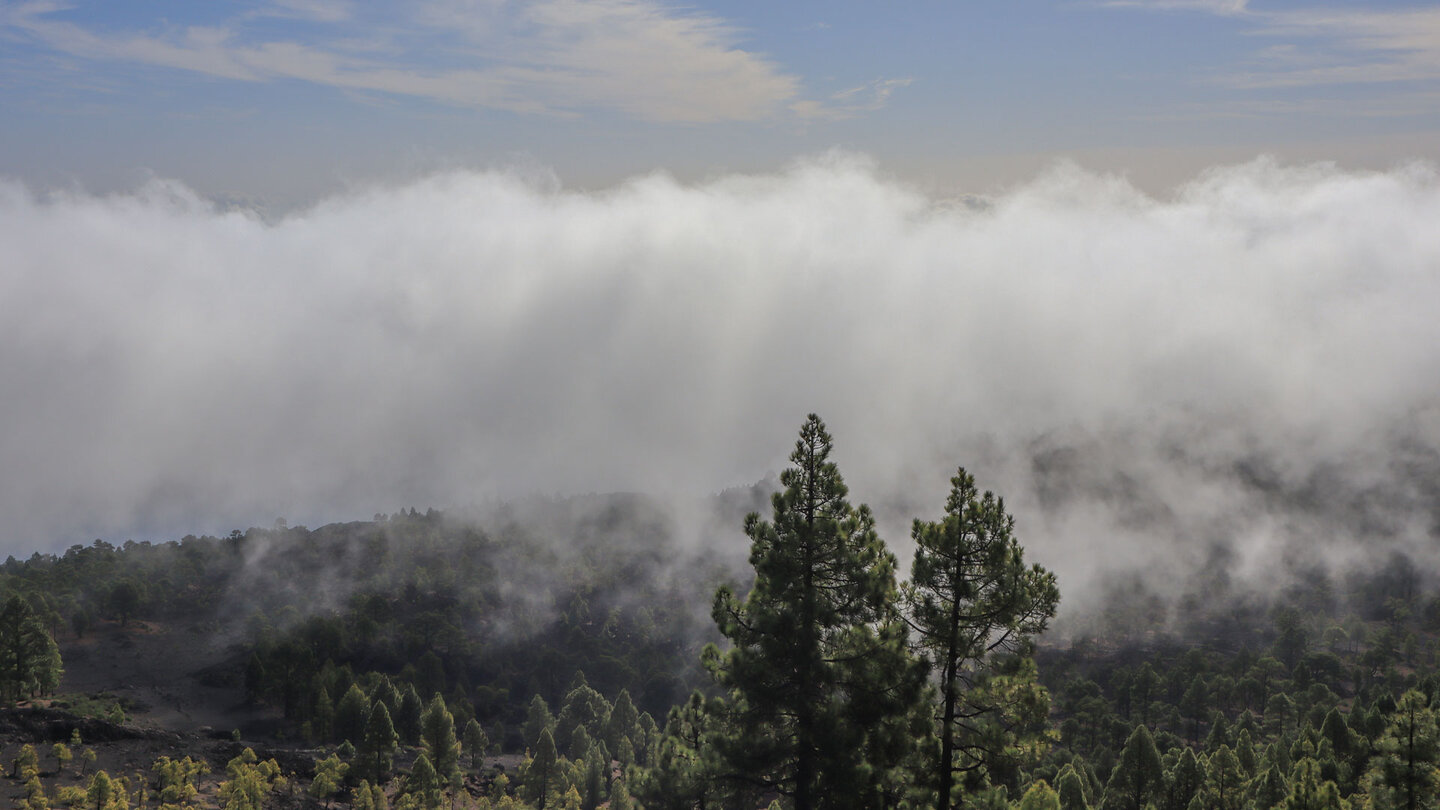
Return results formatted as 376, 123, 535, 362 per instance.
2, 0, 802, 122
4, 156, 1440, 616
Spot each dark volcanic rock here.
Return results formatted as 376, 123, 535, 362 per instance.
0, 707, 172, 744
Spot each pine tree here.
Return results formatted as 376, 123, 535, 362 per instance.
555, 681, 609, 755
1103, 725, 1164, 810
1179, 677, 1208, 742
361, 702, 398, 785
23, 775, 50, 810
374, 676, 401, 716
463, 718, 489, 773
604, 689, 640, 754
419, 693, 461, 784
1283, 758, 1348, 810
397, 686, 424, 747
153, 755, 208, 806
15, 743, 39, 779
567, 726, 593, 763
218, 748, 283, 810
524, 695, 555, 753
311, 684, 335, 742
1196, 746, 1245, 810
1132, 664, 1160, 729
1235, 729, 1258, 777
1250, 763, 1289, 810
904, 467, 1059, 803
1019, 781, 1063, 810
631, 691, 723, 810
1205, 713, 1232, 753
1317, 708, 1361, 792
704, 415, 927, 810
405, 753, 442, 810
87, 770, 113, 810
335, 684, 370, 746
1366, 690, 1438, 810
609, 778, 635, 810
635, 712, 659, 766
310, 753, 348, 809
1057, 765, 1091, 810
0, 595, 63, 704
522, 728, 562, 810
351, 781, 377, 810
1163, 748, 1202, 810
581, 743, 608, 810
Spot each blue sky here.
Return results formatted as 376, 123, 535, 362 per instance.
4, 0, 1440, 205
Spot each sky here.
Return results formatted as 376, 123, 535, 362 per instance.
4, 2, 1440, 613
4, 1, 1440, 205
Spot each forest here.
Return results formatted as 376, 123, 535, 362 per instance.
3, 415, 1440, 810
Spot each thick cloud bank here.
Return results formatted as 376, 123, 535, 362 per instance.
3, 155, 1440, 613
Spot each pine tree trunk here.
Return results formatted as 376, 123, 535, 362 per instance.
937, 558, 963, 810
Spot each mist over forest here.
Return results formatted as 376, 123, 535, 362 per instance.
4, 155, 1440, 628
9, 0, 1440, 804
5, 154, 1440, 810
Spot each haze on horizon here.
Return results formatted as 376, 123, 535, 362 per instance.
4, 0, 1440, 615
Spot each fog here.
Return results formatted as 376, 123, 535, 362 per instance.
4, 153, 1439, 619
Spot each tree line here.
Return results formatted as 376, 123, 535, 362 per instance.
7, 414, 1440, 808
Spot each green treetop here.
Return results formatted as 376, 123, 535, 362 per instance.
1103, 725, 1164, 810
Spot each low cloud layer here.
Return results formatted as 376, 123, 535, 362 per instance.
4, 155, 1439, 615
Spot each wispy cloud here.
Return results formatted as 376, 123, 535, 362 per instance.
792, 77, 913, 121
254, 0, 356, 24
1100, 0, 1249, 16
1106, 1, 1440, 91
1, 0, 807, 123
1231, 8, 1440, 89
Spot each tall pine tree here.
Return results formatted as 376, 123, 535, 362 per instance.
420, 693, 461, 785
904, 467, 1058, 803
704, 415, 926, 810
360, 701, 397, 785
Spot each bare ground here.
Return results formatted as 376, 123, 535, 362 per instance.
55, 617, 272, 737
